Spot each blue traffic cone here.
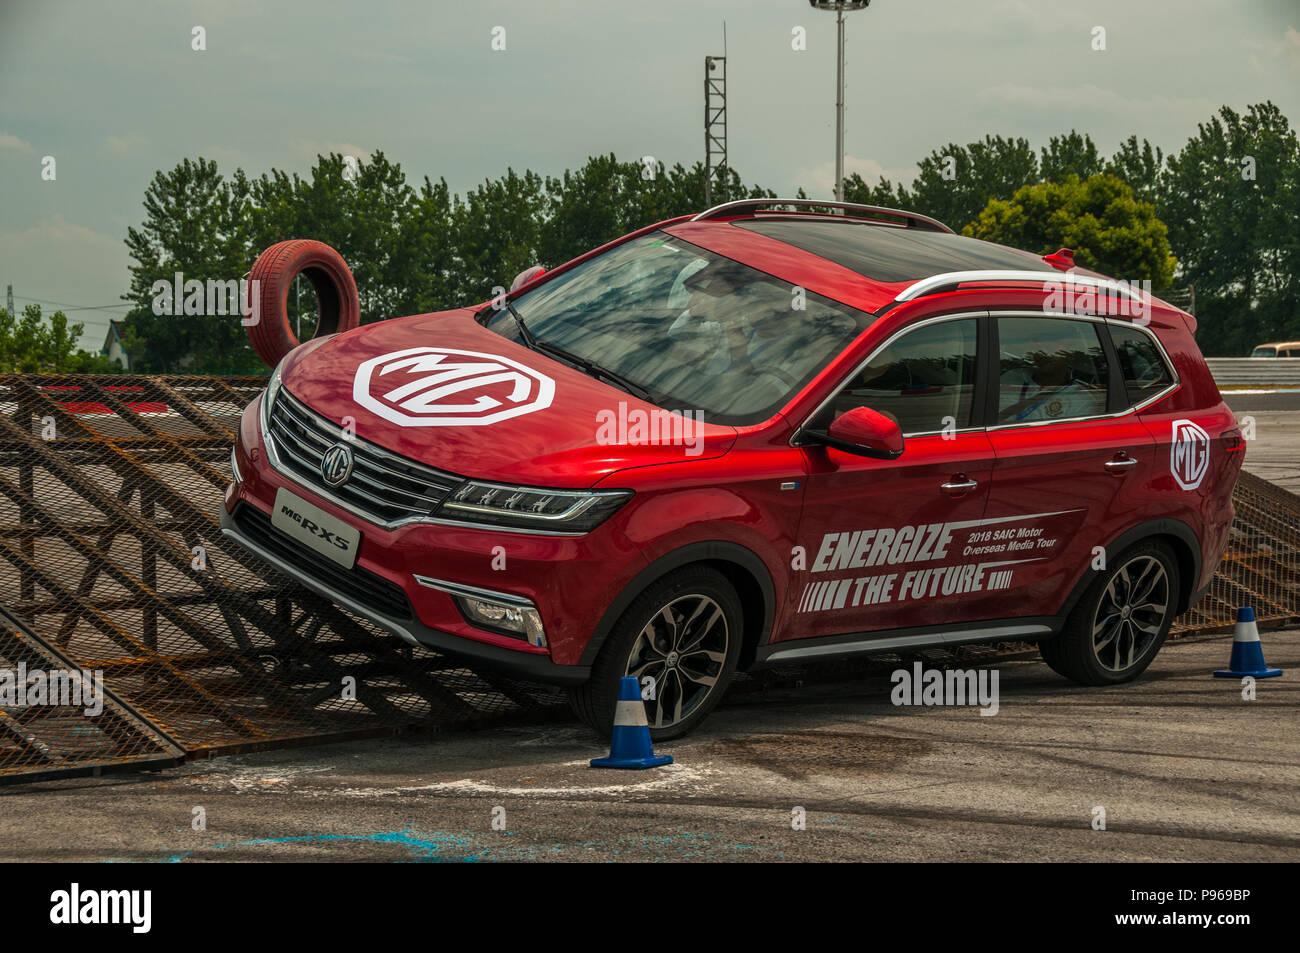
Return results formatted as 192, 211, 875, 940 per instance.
1213, 607, 1283, 678
590, 676, 673, 769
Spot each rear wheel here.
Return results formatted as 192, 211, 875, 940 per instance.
569, 566, 742, 741
1041, 541, 1178, 685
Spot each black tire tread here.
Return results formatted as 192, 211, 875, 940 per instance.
1048, 539, 1178, 686
568, 565, 742, 741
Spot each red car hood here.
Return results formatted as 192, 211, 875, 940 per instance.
280, 309, 737, 487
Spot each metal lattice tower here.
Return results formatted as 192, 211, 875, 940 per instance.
704, 55, 727, 206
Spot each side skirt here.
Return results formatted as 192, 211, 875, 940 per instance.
752, 617, 1058, 667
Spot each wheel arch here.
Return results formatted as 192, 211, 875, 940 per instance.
577, 540, 776, 671
1056, 517, 1203, 622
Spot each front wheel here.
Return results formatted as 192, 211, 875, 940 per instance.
569, 566, 742, 741
1041, 541, 1179, 685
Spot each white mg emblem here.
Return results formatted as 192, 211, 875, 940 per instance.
353, 346, 555, 427
1170, 419, 1210, 490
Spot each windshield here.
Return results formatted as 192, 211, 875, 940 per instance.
481, 232, 870, 426
1251, 346, 1277, 357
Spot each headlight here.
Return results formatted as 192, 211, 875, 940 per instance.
264, 356, 286, 416
436, 480, 632, 533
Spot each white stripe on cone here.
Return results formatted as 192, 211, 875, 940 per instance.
614, 699, 649, 727
1234, 620, 1261, 643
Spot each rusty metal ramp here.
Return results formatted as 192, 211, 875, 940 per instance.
1176, 469, 1300, 634
0, 374, 564, 784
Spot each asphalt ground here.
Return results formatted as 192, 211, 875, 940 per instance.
0, 629, 1295, 862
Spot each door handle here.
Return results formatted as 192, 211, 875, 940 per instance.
940, 476, 979, 496
1105, 454, 1139, 474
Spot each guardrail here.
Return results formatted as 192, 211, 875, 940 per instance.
1206, 357, 1300, 388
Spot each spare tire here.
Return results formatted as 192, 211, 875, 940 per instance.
245, 239, 360, 369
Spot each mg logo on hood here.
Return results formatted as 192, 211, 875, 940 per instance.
352, 346, 555, 427
1170, 418, 1210, 490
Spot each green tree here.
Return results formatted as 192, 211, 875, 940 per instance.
1040, 131, 1105, 183
0, 305, 121, 373
122, 158, 257, 373
1156, 102, 1300, 355
1106, 135, 1164, 204
965, 174, 1177, 289
905, 135, 1040, 230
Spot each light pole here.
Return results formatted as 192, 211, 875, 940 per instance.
808, 0, 871, 203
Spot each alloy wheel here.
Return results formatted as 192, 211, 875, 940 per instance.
624, 593, 730, 729
1091, 555, 1170, 672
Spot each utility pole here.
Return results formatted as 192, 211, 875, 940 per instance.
6, 284, 12, 316
808, 1, 871, 202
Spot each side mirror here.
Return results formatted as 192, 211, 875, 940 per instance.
510, 265, 547, 292
810, 406, 904, 460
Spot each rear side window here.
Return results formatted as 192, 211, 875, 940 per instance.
1109, 325, 1175, 406
827, 319, 978, 435
995, 317, 1109, 424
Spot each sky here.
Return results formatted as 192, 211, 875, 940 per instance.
2, 0, 1298, 349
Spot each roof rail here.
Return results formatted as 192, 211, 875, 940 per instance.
894, 270, 1147, 303
690, 198, 954, 234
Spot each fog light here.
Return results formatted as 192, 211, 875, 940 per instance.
455, 596, 547, 648
413, 575, 549, 648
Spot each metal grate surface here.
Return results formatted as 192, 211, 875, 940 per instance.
1176, 468, 1300, 633
0, 375, 563, 783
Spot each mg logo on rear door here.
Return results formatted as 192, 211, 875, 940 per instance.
352, 346, 555, 427
1170, 419, 1210, 490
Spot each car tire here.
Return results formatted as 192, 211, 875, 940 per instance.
246, 239, 361, 368
569, 566, 743, 742
1041, 540, 1179, 685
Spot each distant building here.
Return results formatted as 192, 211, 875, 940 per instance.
102, 320, 132, 371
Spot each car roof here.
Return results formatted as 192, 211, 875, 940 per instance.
1256, 341, 1300, 349
664, 212, 1094, 316
731, 215, 1055, 284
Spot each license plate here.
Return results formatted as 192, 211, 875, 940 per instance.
270, 488, 361, 569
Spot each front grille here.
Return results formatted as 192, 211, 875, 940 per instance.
232, 504, 414, 621
267, 391, 462, 525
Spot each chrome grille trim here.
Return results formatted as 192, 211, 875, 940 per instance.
265, 390, 463, 526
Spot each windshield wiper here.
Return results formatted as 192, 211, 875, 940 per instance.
503, 300, 654, 401
503, 299, 538, 350
543, 343, 654, 401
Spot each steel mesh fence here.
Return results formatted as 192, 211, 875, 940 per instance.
1175, 469, 1300, 633
0, 375, 564, 783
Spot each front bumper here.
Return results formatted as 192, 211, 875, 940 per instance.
223, 394, 654, 685
220, 503, 591, 686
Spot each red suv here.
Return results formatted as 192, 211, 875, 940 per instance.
223, 199, 1245, 738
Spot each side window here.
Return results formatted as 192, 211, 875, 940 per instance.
828, 319, 977, 435
996, 317, 1109, 424
1108, 325, 1175, 407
